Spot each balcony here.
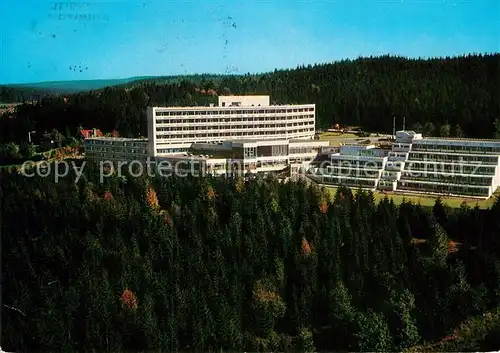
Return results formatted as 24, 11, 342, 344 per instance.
393, 144, 412, 152
385, 162, 405, 171
388, 155, 408, 162
380, 171, 401, 181
378, 180, 397, 191
256, 164, 288, 172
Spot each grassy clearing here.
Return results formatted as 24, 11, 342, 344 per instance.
319, 132, 361, 146
319, 132, 359, 139
323, 186, 499, 209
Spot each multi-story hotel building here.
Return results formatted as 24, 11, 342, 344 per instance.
82, 95, 327, 176
147, 95, 316, 158
312, 131, 500, 199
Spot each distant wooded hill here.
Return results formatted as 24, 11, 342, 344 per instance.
0, 74, 230, 98
1, 53, 499, 142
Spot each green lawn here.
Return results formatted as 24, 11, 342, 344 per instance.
319, 132, 359, 139
319, 132, 362, 146
324, 186, 499, 209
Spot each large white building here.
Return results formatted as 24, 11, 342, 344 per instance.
147, 95, 316, 157
83, 95, 327, 176
313, 131, 500, 199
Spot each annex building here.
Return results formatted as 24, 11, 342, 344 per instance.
84, 137, 149, 164
83, 95, 328, 177
312, 131, 500, 199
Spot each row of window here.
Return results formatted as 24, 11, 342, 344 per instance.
400, 174, 494, 186
229, 162, 288, 170
404, 163, 496, 175
155, 108, 314, 116
156, 148, 189, 154
85, 140, 147, 147
321, 175, 378, 187
85, 147, 148, 154
329, 161, 384, 169
155, 116, 314, 124
397, 181, 490, 197
412, 144, 500, 154
408, 153, 499, 164
323, 169, 381, 179
271, 145, 288, 157
86, 153, 148, 160
289, 156, 314, 163
325, 165, 382, 173
155, 129, 314, 142
388, 152, 409, 158
289, 147, 318, 154
155, 122, 314, 132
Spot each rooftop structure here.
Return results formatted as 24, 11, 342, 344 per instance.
218, 95, 270, 107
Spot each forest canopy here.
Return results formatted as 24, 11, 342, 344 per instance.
2, 164, 500, 351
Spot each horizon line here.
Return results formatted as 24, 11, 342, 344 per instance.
2, 51, 498, 86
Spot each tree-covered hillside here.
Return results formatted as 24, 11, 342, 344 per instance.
1, 53, 499, 144
0, 74, 226, 99
2, 164, 500, 351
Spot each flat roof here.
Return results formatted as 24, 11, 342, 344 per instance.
289, 139, 329, 144
218, 95, 269, 98
421, 137, 500, 143
227, 138, 289, 144
150, 104, 315, 110
341, 144, 376, 149
400, 179, 491, 189
410, 150, 500, 158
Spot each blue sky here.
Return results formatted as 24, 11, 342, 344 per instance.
1, 0, 499, 84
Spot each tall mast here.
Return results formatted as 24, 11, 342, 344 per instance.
393, 116, 396, 139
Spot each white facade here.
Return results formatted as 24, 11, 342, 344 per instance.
156, 138, 328, 176
311, 145, 389, 190
398, 134, 500, 198
147, 95, 316, 158
339, 144, 388, 157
